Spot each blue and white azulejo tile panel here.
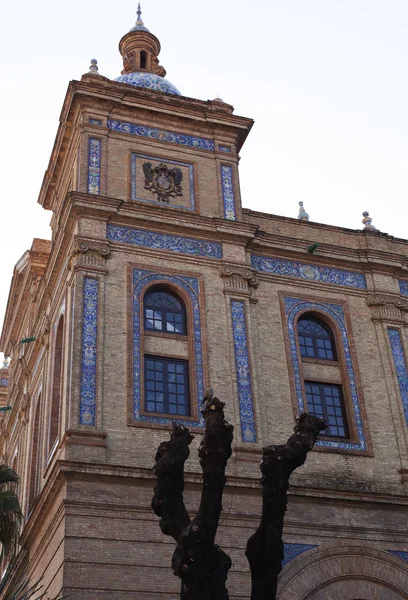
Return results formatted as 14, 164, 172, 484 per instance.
221, 165, 237, 221
87, 137, 101, 195
283, 544, 318, 567
388, 328, 408, 427
231, 300, 257, 443
284, 297, 367, 451
219, 145, 231, 153
387, 550, 408, 563
131, 153, 195, 211
132, 269, 205, 427
399, 280, 408, 297
107, 224, 222, 259
108, 119, 215, 152
80, 278, 99, 426
89, 118, 102, 125
252, 256, 367, 290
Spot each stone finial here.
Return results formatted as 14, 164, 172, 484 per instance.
88, 59, 99, 74
362, 211, 377, 231
298, 201, 310, 221
136, 3, 143, 25
2, 356, 9, 368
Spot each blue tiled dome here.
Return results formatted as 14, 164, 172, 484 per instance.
114, 72, 181, 95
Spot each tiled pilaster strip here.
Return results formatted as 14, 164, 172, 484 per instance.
284, 297, 367, 451
108, 119, 215, 151
221, 165, 237, 221
79, 278, 99, 425
87, 137, 101, 195
231, 300, 256, 442
133, 269, 205, 428
388, 328, 408, 427
107, 224, 222, 259
283, 544, 318, 567
252, 255, 366, 290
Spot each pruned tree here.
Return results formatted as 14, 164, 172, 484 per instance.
152, 392, 233, 599
245, 413, 326, 600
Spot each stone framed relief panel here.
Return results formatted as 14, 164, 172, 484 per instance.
131, 268, 206, 428
283, 296, 368, 452
131, 153, 196, 211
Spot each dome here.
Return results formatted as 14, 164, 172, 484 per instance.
114, 72, 181, 95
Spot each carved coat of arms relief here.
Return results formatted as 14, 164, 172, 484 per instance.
142, 162, 183, 203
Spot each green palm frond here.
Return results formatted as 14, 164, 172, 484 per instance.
0, 465, 19, 487
0, 488, 23, 555
0, 557, 69, 600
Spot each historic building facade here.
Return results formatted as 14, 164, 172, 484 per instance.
1, 8, 408, 599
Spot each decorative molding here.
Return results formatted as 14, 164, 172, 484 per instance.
387, 550, 408, 563
388, 328, 408, 427
220, 265, 258, 300
132, 153, 195, 211
72, 237, 111, 269
284, 297, 367, 451
282, 543, 318, 567
80, 278, 99, 425
399, 280, 408, 297
221, 165, 237, 220
108, 119, 215, 151
107, 225, 222, 260
367, 294, 408, 323
132, 269, 205, 428
231, 300, 256, 443
87, 137, 101, 195
252, 255, 367, 290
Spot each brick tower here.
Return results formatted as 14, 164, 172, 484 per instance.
1, 6, 407, 599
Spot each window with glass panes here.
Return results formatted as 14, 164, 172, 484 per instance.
144, 356, 190, 416
305, 382, 348, 438
144, 290, 186, 335
297, 317, 337, 360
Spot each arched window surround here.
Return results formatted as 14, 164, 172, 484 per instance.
140, 282, 195, 419
132, 268, 206, 429
48, 312, 65, 458
296, 312, 338, 362
283, 296, 369, 453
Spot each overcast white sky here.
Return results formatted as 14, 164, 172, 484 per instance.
1, 0, 408, 361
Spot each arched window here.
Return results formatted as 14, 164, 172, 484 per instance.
297, 316, 337, 360
144, 289, 186, 335
28, 395, 41, 510
49, 315, 64, 453
140, 50, 147, 69
297, 313, 348, 439
143, 287, 190, 417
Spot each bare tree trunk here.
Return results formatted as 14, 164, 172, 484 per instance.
245, 414, 326, 600
152, 395, 233, 600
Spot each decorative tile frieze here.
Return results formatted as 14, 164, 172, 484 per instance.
221, 165, 237, 221
107, 224, 222, 259
87, 137, 101, 195
367, 294, 408, 323
252, 255, 367, 290
388, 328, 408, 427
219, 145, 231, 153
220, 265, 258, 300
80, 278, 99, 425
89, 118, 102, 125
0, 378, 8, 387
131, 153, 195, 211
283, 543, 318, 567
231, 300, 256, 443
387, 550, 408, 563
284, 297, 367, 451
108, 119, 215, 151
399, 280, 408, 297
132, 269, 205, 427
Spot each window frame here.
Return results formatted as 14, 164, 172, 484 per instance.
144, 355, 190, 417
143, 288, 187, 336
297, 315, 338, 361
304, 381, 349, 438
